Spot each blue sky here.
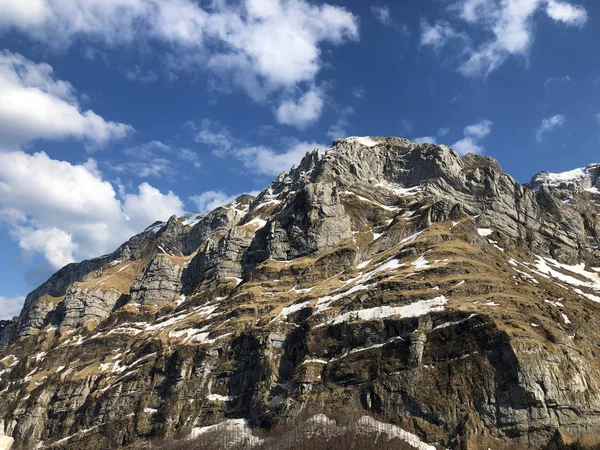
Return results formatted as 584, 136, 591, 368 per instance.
0, 0, 598, 318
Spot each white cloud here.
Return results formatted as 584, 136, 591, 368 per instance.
452, 136, 484, 155
0, 150, 184, 270
422, 0, 588, 77
191, 119, 235, 156
0, 51, 132, 149
276, 88, 325, 128
112, 140, 201, 176
191, 119, 325, 176
596, 113, 600, 125
0, 0, 359, 125
413, 136, 438, 144
438, 127, 450, 136
190, 191, 240, 213
190, 189, 261, 213
352, 86, 366, 98
536, 114, 566, 142
546, 0, 588, 26
464, 119, 492, 139
178, 148, 201, 168
326, 106, 353, 141
452, 119, 493, 155
0, 296, 25, 320
420, 20, 468, 51
237, 141, 325, 176
544, 75, 572, 91
371, 6, 391, 26
122, 182, 184, 228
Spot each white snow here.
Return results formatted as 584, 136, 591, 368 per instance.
357, 259, 372, 269
315, 284, 371, 314
432, 314, 477, 331
483, 301, 499, 307
144, 408, 158, 414
289, 286, 314, 294
535, 167, 588, 185
411, 255, 431, 270
271, 301, 311, 323
561, 313, 572, 325
477, 228, 493, 237
206, 394, 234, 402
544, 299, 565, 308
346, 136, 379, 147
245, 217, 267, 229
352, 416, 436, 450
301, 359, 329, 365
181, 212, 204, 227
189, 419, 262, 447
320, 296, 448, 327
530, 256, 600, 295
145, 221, 165, 233
331, 337, 404, 362
341, 191, 398, 211
0, 436, 13, 450
376, 181, 423, 197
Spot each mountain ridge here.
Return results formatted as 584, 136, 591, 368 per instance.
1, 136, 600, 449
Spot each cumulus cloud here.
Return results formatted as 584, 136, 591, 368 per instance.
546, 0, 588, 26
237, 141, 325, 176
276, 88, 325, 128
0, 51, 132, 149
413, 136, 437, 144
536, 114, 566, 142
0, 296, 25, 320
0, 150, 184, 272
452, 119, 492, 155
0, 0, 359, 125
421, 0, 588, 77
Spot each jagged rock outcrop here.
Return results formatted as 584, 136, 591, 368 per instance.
1, 136, 600, 450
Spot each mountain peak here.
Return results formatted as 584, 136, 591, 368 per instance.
1, 135, 600, 449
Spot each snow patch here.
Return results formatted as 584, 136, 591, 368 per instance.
346, 136, 379, 147
477, 228, 493, 237
189, 419, 261, 447
352, 416, 436, 450
319, 296, 448, 327
411, 255, 431, 270
0, 436, 13, 450
271, 301, 311, 323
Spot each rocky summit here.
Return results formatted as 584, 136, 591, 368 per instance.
1, 136, 600, 450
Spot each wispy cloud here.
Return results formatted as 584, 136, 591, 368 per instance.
535, 114, 567, 142
421, 0, 588, 78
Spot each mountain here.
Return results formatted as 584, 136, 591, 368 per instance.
1, 136, 600, 450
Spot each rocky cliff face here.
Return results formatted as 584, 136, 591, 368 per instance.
1, 137, 600, 449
